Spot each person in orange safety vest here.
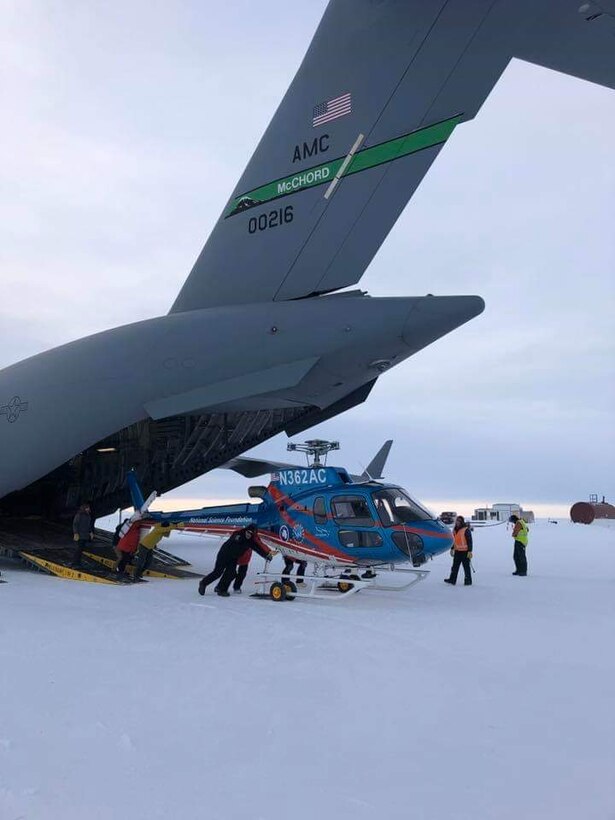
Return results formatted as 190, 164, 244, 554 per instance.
444, 515, 473, 586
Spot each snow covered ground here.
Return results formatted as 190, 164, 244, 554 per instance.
1, 520, 613, 820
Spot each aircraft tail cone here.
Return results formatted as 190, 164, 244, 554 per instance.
402, 295, 485, 353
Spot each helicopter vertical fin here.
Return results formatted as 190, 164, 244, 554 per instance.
126, 470, 157, 515
117, 473, 158, 540
127, 470, 145, 511
362, 440, 393, 480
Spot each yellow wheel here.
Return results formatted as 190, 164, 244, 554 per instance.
270, 581, 287, 601
337, 574, 360, 593
283, 581, 297, 601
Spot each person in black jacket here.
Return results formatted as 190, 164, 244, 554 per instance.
198, 524, 273, 597
71, 503, 94, 567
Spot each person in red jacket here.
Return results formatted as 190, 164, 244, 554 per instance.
444, 515, 473, 586
115, 523, 142, 578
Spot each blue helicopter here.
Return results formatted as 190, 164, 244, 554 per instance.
126, 440, 453, 600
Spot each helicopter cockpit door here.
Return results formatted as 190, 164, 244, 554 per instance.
329, 495, 385, 554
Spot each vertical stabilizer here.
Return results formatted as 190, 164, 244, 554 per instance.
362, 440, 393, 480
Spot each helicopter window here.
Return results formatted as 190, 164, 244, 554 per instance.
372, 489, 434, 525
331, 496, 375, 527
338, 530, 383, 548
313, 496, 327, 524
392, 531, 426, 565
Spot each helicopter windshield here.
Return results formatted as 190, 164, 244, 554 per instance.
372, 488, 435, 525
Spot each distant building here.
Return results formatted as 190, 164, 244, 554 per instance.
439, 511, 457, 525
472, 503, 534, 523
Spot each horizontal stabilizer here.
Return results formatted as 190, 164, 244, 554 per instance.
516, 1, 615, 92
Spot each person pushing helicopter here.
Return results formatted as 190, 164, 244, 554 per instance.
198, 524, 275, 597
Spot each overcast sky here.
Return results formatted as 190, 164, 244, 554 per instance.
1, 0, 614, 517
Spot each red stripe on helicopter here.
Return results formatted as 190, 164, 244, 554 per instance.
268, 485, 354, 562
260, 537, 330, 562
260, 532, 352, 563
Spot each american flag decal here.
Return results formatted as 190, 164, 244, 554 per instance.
312, 92, 352, 127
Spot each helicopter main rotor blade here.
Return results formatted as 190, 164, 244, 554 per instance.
221, 456, 298, 479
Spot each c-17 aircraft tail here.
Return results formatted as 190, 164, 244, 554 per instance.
171, 0, 615, 314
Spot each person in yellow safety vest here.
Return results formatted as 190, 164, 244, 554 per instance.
133, 520, 184, 581
509, 514, 529, 576
444, 515, 473, 586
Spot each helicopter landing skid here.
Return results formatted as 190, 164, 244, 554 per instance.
316, 561, 430, 592
251, 565, 429, 602
365, 564, 430, 592
252, 571, 369, 601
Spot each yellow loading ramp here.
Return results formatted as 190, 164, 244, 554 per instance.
20, 551, 121, 584
83, 552, 200, 580
0, 521, 199, 584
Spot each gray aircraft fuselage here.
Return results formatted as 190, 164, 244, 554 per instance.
1, 0, 613, 521
0, 294, 482, 516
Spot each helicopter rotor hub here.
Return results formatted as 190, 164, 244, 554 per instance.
286, 439, 340, 467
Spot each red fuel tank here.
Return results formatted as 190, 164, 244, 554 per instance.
570, 500, 615, 524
